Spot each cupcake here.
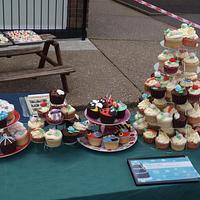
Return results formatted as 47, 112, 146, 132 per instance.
28, 116, 44, 130
164, 29, 183, 49
133, 118, 148, 135
171, 85, 188, 105
116, 101, 127, 118
164, 58, 179, 75
179, 78, 193, 90
165, 81, 177, 100
37, 102, 50, 118
156, 112, 172, 128
152, 98, 167, 110
62, 126, 79, 144
103, 135, 119, 150
1, 103, 15, 121
150, 83, 166, 99
186, 131, 200, 149
175, 49, 189, 62
171, 132, 187, 151
0, 111, 8, 128
118, 129, 131, 144
102, 96, 114, 108
158, 49, 174, 67
30, 128, 45, 143
0, 134, 16, 154
134, 111, 145, 121
87, 131, 103, 147
188, 85, 200, 103
143, 129, 157, 144
183, 53, 199, 73
176, 101, 193, 115
161, 127, 174, 137
172, 112, 187, 128
100, 107, 117, 124
13, 130, 29, 146
163, 105, 177, 115
61, 105, 76, 120
137, 99, 151, 114
144, 104, 160, 124
44, 129, 63, 147
176, 124, 193, 136
73, 121, 88, 136
46, 109, 64, 124
144, 77, 159, 92
49, 89, 66, 105
87, 100, 101, 119
188, 103, 200, 125
155, 131, 170, 149
8, 122, 26, 134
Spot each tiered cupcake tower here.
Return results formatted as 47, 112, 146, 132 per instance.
0, 100, 31, 158
78, 96, 138, 152
134, 23, 200, 151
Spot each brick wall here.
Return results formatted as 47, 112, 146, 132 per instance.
67, 0, 89, 28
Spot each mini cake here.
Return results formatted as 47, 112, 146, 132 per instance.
183, 53, 199, 73
164, 29, 184, 49
87, 100, 101, 119
171, 133, 187, 151
155, 131, 170, 149
179, 79, 193, 90
61, 105, 76, 120
188, 85, 200, 103
176, 101, 193, 114
166, 81, 177, 100
171, 85, 188, 105
158, 49, 174, 67
87, 131, 103, 147
164, 58, 179, 75
49, 89, 66, 105
14, 130, 29, 146
100, 107, 117, 124
144, 104, 160, 124
0, 134, 16, 154
62, 126, 79, 144
144, 77, 159, 92
0, 102, 15, 121
150, 83, 166, 99
103, 135, 119, 150
187, 103, 200, 125
44, 129, 62, 147
186, 131, 200, 149
172, 112, 187, 128
137, 99, 151, 114
133, 118, 148, 135
156, 112, 172, 128
46, 109, 63, 124
152, 98, 167, 110
30, 128, 45, 143
116, 101, 127, 118
143, 129, 157, 144
8, 122, 26, 134
37, 102, 50, 118
0, 111, 8, 128
28, 116, 44, 130
73, 121, 88, 136
118, 128, 131, 144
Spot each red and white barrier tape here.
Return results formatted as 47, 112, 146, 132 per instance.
133, 0, 200, 30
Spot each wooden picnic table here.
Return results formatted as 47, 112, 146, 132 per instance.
0, 34, 75, 92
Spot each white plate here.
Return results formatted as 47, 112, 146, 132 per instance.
77, 129, 138, 153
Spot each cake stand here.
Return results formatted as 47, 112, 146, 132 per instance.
0, 110, 31, 158
77, 109, 138, 152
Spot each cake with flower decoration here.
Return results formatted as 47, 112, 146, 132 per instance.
183, 53, 199, 73
28, 116, 45, 130
44, 129, 62, 147
87, 131, 103, 147
30, 128, 45, 143
171, 132, 187, 151
0, 99, 15, 121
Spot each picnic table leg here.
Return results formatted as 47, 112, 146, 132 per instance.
60, 74, 69, 93
53, 41, 63, 66
38, 41, 51, 68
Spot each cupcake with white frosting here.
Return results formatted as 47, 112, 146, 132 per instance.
183, 53, 199, 73
186, 130, 200, 149
137, 99, 151, 114
158, 49, 174, 67
171, 132, 187, 151
28, 116, 44, 130
144, 104, 160, 124
188, 85, 200, 103
133, 118, 148, 135
155, 130, 170, 149
156, 112, 172, 128
44, 129, 62, 147
164, 58, 180, 75
188, 103, 200, 125
143, 129, 157, 144
176, 101, 193, 115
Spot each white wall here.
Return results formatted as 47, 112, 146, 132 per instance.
0, 0, 68, 30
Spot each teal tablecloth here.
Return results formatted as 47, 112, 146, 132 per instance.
1, 93, 200, 200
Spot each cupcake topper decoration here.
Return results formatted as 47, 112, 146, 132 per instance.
40, 102, 48, 107
155, 71, 162, 80
189, 52, 196, 59
175, 84, 184, 94
67, 126, 79, 134
169, 58, 177, 63
192, 85, 199, 90
0, 111, 8, 121
175, 131, 182, 139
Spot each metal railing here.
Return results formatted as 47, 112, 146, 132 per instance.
0, 0, 88, 39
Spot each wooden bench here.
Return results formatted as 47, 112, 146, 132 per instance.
0, 34, 75, 92
0, 66, 75, 92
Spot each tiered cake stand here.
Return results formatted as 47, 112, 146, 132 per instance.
0, 111, 31, 158
77, 109, 138, 152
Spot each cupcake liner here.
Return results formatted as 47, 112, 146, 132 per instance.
164, 66, 178, 75
143, 136, 156, 144
155, 140, 169, 149
188, 94, 200, 103
88, 138, 102, 147
187, 141, 200, 149
171, 143, 185, 151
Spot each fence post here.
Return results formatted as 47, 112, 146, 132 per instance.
82, 0, 88, 40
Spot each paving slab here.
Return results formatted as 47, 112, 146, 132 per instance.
0, 50, 140, 106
